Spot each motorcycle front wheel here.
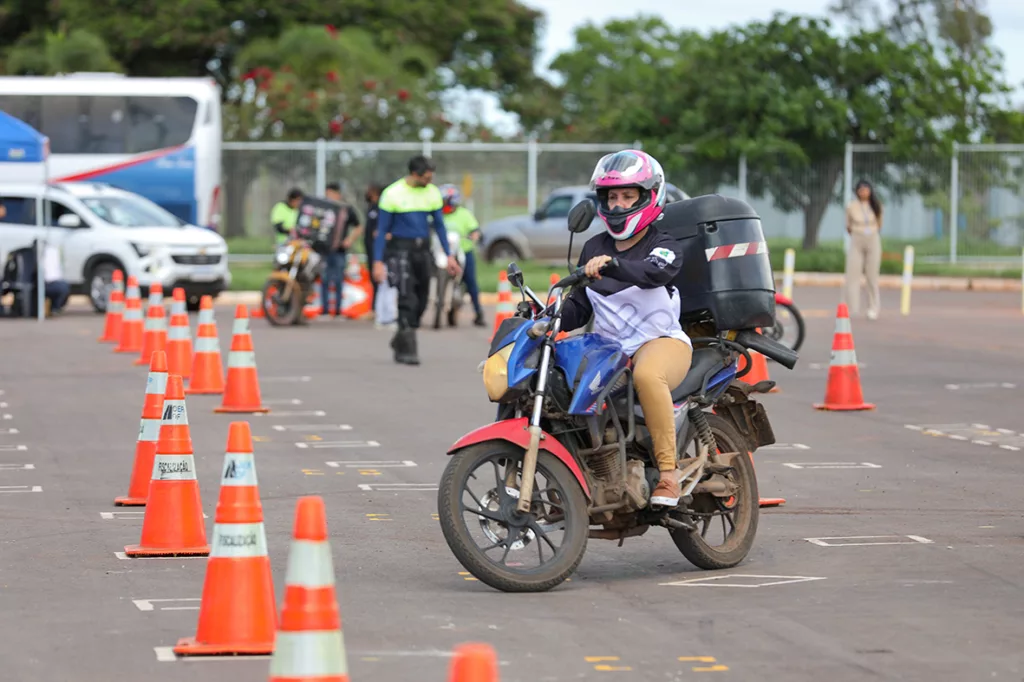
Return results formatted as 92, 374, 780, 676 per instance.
437, 441, 589, 593
261, 279, 304, 326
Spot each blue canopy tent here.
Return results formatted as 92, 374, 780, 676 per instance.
0, 111, 50, 320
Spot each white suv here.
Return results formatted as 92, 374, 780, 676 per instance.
0, 182, 231, 312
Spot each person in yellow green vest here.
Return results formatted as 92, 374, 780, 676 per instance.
270, 188, 304, 245
439, 183, 485, 327
372, 155, 461, 365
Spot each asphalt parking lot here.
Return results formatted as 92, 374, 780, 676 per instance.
1, 284, 1022, 682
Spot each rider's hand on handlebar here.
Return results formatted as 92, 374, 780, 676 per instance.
584, 255, 614, 280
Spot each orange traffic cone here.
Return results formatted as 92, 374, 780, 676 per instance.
341, 256, 373, 319
98, 270, 124, 343
490, 271, 513, 341
135, 290, 168, 366
268, 496, 349, 682
304, 279, 323, 319
737, 331, 779, 393
174, 422, 276, 655
753, 447, 786, 508
114, 350, 168, 506
166, 299, 193, 380
814, 303, 875, 411
169, 287, 186, 316
215, 305, 269, 414
124, 374, 210, 557
187, 296, 225, 395
115, 276, 145, 354
449, 643, 500, 682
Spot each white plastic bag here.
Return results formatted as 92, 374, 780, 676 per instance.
375, 277, 398, 325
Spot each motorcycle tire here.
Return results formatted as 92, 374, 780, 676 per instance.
261, 279, 304, 327
767, 301, 805, 353
437, 442, 589, 593
670, 413, 760, 570
433, 271, 450, 330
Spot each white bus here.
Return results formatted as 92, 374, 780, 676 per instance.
0, 73, 222, 229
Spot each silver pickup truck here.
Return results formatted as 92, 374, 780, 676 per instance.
480, 183, 690, 264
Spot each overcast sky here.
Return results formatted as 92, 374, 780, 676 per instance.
460, 0, 1024, 133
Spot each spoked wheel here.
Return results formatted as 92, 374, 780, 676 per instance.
437, 442, 589, 593
670, 413, 759, 570
261, 279, 304, 326
764, 301, 805, 353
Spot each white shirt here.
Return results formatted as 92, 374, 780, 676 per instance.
42, 243, 63, 283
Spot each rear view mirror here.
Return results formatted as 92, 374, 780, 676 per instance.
57, 213, 82, 228
567, 200, 596, 234
506, 263, 524, 288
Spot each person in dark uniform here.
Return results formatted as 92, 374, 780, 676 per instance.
321, 183, 362, 317
362, 183, 384, 310
372, 156, 460, 365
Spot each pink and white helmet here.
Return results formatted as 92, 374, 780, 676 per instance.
589, 149, 666, 240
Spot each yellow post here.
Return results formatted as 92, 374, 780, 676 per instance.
901, 245, 915, 316
782, 248, 796, 300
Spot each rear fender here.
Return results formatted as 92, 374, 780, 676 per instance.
447, 417, 591, 499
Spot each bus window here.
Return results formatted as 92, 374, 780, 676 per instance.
0, 96, 42, 131
41, 96, 84, 154
126, 96, 198, 153
80, 96, 126, 154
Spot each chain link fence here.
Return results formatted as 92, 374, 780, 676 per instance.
222, 140, 1024, 264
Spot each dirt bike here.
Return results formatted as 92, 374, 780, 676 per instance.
437, 198, 799, 593
261, 238, 322, 326
762, 293, 805, 353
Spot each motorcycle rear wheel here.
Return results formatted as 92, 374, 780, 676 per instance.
670, 413, 760, 570
437, 442, 589, 593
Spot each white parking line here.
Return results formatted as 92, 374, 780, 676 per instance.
254, 410, 326, 418
0, 485, 41, 493
782, 462, 881, 469
262, 398, 303, 406
358, 483, 438, 492
272, 424, 352, 432
0, 464, 34, 470
261, 376, 312, 383
133, 598, 201, 612
0, 427, 18, 434
0, 445, 28, 452
805, 535, 933, 547
295, 440, 380, 449
326, 460, 416, 468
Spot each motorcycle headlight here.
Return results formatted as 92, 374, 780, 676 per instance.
482, 344, 515, 402
275, 247, 292, 265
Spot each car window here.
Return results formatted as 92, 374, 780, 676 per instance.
0, 197, 35, 225
80, 194, 183, 227
47, 200, 83, 227
543, 195, 574, 219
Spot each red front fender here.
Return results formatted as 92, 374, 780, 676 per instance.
447, 417, 591, 499
774, 292, 794, 306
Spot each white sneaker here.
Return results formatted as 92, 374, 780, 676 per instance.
866, 310, 878, 320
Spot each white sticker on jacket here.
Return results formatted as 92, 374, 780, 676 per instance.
649, 247, 676, 264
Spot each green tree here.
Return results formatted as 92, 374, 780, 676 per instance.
2, 0, 542, 94
5, 25, 124, 75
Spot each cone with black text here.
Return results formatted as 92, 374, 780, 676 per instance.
115, 276, 145, 354
114, 350, 168, 506
124, 374, 210, 557
814, 303, 875, 411
215, 305, 269, 414
187, 296, 225, 395
98, 269, 124, 343
268, 496, 349, 682
174, 422, 276, 655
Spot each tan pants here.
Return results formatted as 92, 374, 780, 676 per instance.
632, 337, 694, 472
844, 230, 882, 316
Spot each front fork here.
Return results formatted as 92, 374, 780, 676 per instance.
514, 316, 562, 514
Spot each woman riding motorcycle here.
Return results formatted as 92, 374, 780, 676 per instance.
559, 149, 693, 507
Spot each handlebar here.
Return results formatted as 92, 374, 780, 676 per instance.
552, 257, 620, 290
734, 329, 799, 369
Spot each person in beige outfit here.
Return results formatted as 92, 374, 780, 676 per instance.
844, 179, 883, 319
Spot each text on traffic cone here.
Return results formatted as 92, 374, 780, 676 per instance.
114, 350, 168, 506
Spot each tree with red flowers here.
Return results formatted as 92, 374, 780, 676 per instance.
225, 25, 448, 142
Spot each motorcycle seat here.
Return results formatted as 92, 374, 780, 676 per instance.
670, 347, 730, 402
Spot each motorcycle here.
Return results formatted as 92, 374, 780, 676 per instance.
431, 231, 467, 329
437, 200, 799, 593
763, 293, 805, 353
261, 238, 322, 326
